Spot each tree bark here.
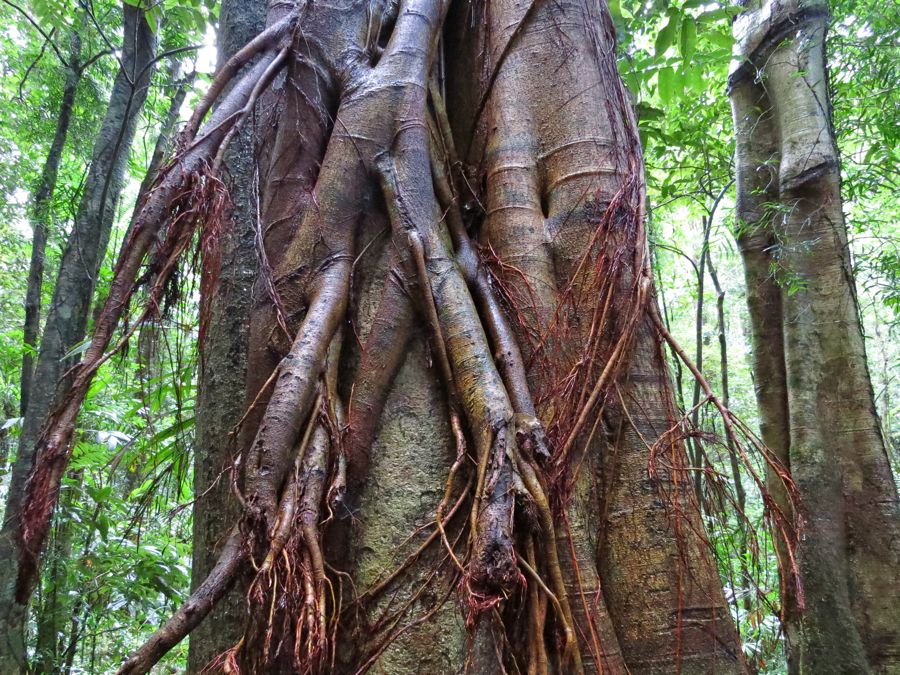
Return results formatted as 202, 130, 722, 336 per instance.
187, 0, 266, 670
20, 31, 82, 418
0, 5, 156, 669
730, 2, 900, 672
19, 1, 748, 672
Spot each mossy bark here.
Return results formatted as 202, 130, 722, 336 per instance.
730, 2, 900, 672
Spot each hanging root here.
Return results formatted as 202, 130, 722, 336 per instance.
648, 307, 803, 603
15, 46, 293, 608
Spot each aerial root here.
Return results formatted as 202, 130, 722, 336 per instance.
525, 536, 550, 675
648, 306, 803, 600
17, 32, 299, 618
212, 45, 291, 172
182, 9, 301, 142
117, 528, 245, 675
511, 419, 583, 674
258, 392, 323, 575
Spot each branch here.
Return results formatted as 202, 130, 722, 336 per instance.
2, 0, 68, 65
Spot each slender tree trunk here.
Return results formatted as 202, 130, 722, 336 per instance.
187, 0, 265, 669
32, 62, 192, 670
0, 6, 156, 669
690, 217, 709, 508
730, 2, 900, 672
20, 33, 82, 417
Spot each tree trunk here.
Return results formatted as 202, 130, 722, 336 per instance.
730, 2, 900, 672
187, 0, 266, 669
19, 1, 748, 673
0, 5, 156, 669
20, 32, 82, 418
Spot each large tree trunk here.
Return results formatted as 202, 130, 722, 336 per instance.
0, 5, 156, 669
730, 2, 900, 672
187, 0, 266, 669
16, 1, 749, 673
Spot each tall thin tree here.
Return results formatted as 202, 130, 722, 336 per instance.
0, 4, 157, 669
20, 30, 82, 419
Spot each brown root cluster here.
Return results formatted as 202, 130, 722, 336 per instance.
15, 1, 802, 674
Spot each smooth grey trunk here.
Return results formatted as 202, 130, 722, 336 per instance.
20, 33, 83, 417
730, 2, 900, 672
186, 0, 265, 669
0, 5, 156, 669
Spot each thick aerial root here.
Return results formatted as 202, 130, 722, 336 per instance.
243, 255, 353, 527
344, 248, 415, 490
524, 537, 550, 675
512, 423, 583, 674
235, 420, 333, 674
121, 256, 352, 674
427, 94, 537, 418
182, 10, 300, 141
467, 422, 519, 597
258, 393, 323, 575
379, 158, 522, 598
212, 45, 292, 172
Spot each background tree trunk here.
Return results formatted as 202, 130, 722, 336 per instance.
20, 31, 82, 418
730, 2, 900, 672
0, 6, 156, 669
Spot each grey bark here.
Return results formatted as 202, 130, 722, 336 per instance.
730, 2, 900, 672
21, 32, 83, 417
186, 0, 265, 669
0, 5, 156, 669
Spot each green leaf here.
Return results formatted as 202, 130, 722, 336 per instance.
96, 513, 110, 542
655, 17, 679, 56
680, 16, 698, 60
706, 30, 733, 49
636, 103, 665, 120
697, 7, 742, 24
684, 62, 704, 92
658, 67, 676, 103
